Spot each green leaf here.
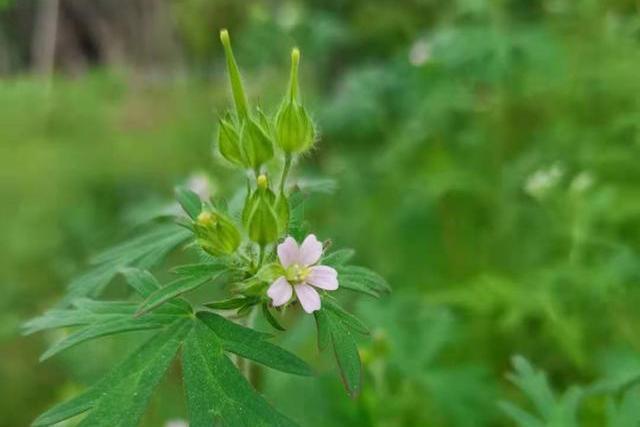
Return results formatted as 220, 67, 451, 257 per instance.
499, 356, 582, 427
32, 319, 191, 427
198, 311, 312, 376
182, 318, 298, 427
175, 186, 202, 219
170, 261, 229, 279
62, 223, 191, 303
136, 274, 213, 316
313, 309, 331, 352
322, 248, 355, 267
336, 265, 391, 298
24, 295, 187, 360
121, 268, 192, 312
606, 386, 640, 427
262, 302, 286, 331
322, 298, 369, 335
316, 309, 362, 397
203, 297, 250, 310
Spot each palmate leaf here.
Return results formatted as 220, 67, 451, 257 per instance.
499, 356, 581, 427
23, 269, 192, 361
183, 319, 298, 427
32, 319, 192, 427
61, 222, 192, 304
30, 301, 311, 426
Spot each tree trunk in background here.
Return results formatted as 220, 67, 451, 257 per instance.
31, 0, 59, 75
3, 0, 182, 76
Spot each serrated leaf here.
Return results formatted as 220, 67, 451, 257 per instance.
136, 274, 212, 316
182, 318, 298, 427
24, 296, 187, 360
322, 248, 356, 267
324, 309, 362, 398
39, 316, 166, 361
32, 319, 191, 427
62, 223, 191, 304
198, 311, 312, 376
262, 302, 286, 331
175, 186, 202, 219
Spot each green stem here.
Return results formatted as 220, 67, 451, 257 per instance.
279, 153, 292, 194
258, 244, 266, 267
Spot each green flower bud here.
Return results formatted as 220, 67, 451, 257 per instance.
194, 210, 241, 257
275, 48, 315, 153
219, 30, 274, 170
217, 114, 244, 167
240, 117, 274, 170
246, 174, 279, 245
274, 192, 289, 234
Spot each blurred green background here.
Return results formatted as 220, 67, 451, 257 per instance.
2, 1, 640, 426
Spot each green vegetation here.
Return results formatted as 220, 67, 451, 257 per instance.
2, 1, 640, 426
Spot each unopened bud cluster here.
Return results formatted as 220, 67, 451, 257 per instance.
194, 210, 241, 257
193, 30, 317, 257
217, 30, 316, 170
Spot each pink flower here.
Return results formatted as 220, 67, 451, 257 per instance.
267, 234, 339, 313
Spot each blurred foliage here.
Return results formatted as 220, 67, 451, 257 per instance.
2, 0, 640, 426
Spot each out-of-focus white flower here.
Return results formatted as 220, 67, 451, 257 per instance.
409, 38, 432, 66
569, 171, 594, 194
164, 419, 188, 427
267, 234, 339, 313
524, 163, 564, 199
276, 2, 302, 30
186, 173, 212, 201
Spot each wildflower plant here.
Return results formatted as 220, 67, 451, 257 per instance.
24, 29, 389, 426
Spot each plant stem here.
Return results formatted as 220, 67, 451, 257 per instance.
258, 244, 266, 267
279, 153, 292, 194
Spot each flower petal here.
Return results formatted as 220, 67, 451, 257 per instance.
277, 236, 300, 268
299, 234, 323, 266
294, 283, 321, 313
307, 265, 338, 290
267, 277, 293, 307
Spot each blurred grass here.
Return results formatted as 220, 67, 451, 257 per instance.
2, 1, 640, 426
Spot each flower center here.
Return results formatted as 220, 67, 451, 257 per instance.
285, 263, 310, 284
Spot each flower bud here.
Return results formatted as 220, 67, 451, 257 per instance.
245, 174, 279, 245
274, 192, 289, 234
275, 48, 315, 153
194, 210, 241, 257
240, 117, 274, 170
217, 114, 244, 167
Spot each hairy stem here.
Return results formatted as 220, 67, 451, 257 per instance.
279, 153, 292, 194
